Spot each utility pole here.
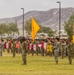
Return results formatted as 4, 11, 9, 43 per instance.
57, 1, 61, 40
21, 8, 24, 37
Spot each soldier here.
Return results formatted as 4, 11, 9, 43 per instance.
22, 39, 28, 65
16, 40, 21, 53
41, 40, 45, 56
30, 41, 35, 56
60, 40, 63, 59
0, 39, 3, 57
53, 38, 60, 64
36, 40, 39, 56
6, 40, 10, 53
11, 40, 16, 57
46, 40, 53, 56
67, 39, 73, 64
61, 40, 67, 58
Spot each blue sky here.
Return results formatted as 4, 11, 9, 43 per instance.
0, 0, 74, 18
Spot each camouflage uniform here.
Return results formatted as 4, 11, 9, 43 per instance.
41, 41, 45, 56
11, 41, 16, 57
22, 40, 28, 65
62, 43, 67, 58
0, 42, 3, 57
67, 42, 74, 64
60, 41, 67, 59
35, 41, 40, 56
54, 39, 60, 64
59, 41, 63, 58
0, 39, 4, 57
31, 42, 35, 56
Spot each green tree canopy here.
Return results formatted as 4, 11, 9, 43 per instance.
64, 13, 74, 38
0, 23, 8, 35
25, 19, 42, 35
0, 23, 18, 36
8, 23, 18, 34
25, 18, 55, 37
25, 19, 32, 35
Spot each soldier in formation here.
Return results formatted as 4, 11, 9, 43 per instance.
0, 39, 4, 57
22, 39, 28, 65
67, 39, 74, 64
11, 40, 16, 57
53, 38, 60, 64
60, 39, 67, 59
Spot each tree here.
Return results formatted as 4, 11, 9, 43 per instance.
41, 26, 55, 37
0, 23, 18, 37
25, 19, 42, 35
25, 19, 32, 35
8, 23, 18, 35
25, 18, 55, 37
0, 23, 8, 36
64, 13, 74, 38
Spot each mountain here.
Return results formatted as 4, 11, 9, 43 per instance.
0, 7, 74, 30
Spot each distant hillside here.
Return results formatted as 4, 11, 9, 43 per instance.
0, 7, 74, 30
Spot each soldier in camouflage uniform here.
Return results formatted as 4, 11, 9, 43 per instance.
11, 40, 16, 57
53, 38, 60, 64
22, 40, 28, 65
35, 40, 40, 56
59, 40, 63, 58
67, 39, 74, 64
60, 40, 67, 59
0, 39, 3, 57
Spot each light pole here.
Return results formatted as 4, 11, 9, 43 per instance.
21, 8, 24, 37
57, 1, 61, 40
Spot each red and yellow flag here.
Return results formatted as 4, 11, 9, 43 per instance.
31, 18, 40, 42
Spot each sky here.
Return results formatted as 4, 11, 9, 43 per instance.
0, 0, 74, 19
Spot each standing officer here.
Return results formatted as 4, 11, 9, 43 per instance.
22, 39, 28, 65
60, 40, 67, 59
53, 38, 60, 64
67, 39, 73, 64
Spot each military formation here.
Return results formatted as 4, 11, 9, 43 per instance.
0, 38, 74, 65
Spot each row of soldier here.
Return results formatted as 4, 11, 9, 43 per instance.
0, 38, 74, 65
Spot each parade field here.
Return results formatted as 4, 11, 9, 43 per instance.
0, 53, 74, 75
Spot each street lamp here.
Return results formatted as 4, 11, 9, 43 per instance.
57, 1, 61, 40
21, 8, 24, 37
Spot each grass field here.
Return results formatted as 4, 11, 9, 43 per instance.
0, 53, 74, 75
